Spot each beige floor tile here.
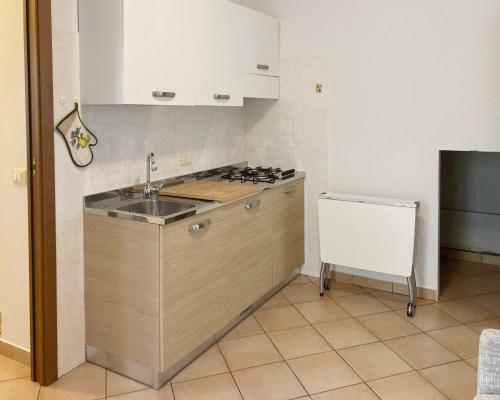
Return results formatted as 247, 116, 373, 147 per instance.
107, 370, 148, 397
465, 357, 478, 369
483, 254, 500, 267
308, 276, 320, 286
357, 311, 421, 340
433, 298, 496, 323
268, 325, 332, 359
325, 282, 366, 299
289, 275, 311, 285
172, 373, 242, 400
253, 305, 309, 332
443, 259, 494, 278
368, 371, 446, 400
338, 342, 412, 381
221, 315, 264, 341
294, 299, 350, 324
314, 319, 378, 349
172, 345, 228, 382
259, 292, 290, 310
419, 361, 477, 400
370, 291, 433, 311
440, 267, 464, 283
335, 295, 390, 317
310, 383, 378, 400
39, 362, 106, 400
384, 333, 459, 369
439, 278, 494, 301
471, 292, 500, 315
288, 351, 361, 394
0, 354, 30, 381
0, 377, 40, 400
218, 334, 281, 370
467, 317, 500, 333
396, 304, 460, 331
281, 283, 323, 304
427, 325, 480, 359
110, 385, 174, 400
471, 272, 500, 290
232, 362, 306, 400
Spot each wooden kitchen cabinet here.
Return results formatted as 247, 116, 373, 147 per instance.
226, 191, 274, 319
79, 0, 195, 106
160, 208, 229, 371
273, 180, 305, 286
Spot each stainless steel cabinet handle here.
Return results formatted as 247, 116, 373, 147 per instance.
284, 187, 296, 194
256, 64, 270, 71
152, 91, 176, 98
245, 200, 261, 209
213, 94, 230, 100
188, 219, 211, 232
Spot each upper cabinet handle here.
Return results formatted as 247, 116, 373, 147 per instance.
152, 91, 176, 99
256, 64, 270, 71
213, 94, 231, 100
188, 219, 211, 232
245, 200, 261, 209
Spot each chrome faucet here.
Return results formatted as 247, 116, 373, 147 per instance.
144, 153, 164, 199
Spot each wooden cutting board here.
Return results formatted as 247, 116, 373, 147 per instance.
159, 181, 260, 203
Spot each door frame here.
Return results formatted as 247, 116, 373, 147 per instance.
25, 0, 58, 385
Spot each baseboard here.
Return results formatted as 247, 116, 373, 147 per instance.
0, 340, 30, 366
441, 247, 500, 269
301, 266, 437, 301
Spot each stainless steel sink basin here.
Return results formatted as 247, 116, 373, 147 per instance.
116, 198, 199, 217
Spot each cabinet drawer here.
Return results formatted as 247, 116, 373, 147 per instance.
273, 180, 305, 285
160, 209, 229, 370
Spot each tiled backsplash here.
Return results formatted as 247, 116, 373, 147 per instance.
53, 28, 329, 376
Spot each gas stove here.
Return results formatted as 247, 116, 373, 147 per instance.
220, 166, 295, 184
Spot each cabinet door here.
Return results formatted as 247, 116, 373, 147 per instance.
273, 180, 305, 286
226, 192, 273, 319
160, 209, 229, 370
242, 7, 279, 77
194, 0, 243, 106
122, 0, 195, 105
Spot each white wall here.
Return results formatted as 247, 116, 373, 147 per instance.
0, 0, 31, 351
234, 0, 500, 291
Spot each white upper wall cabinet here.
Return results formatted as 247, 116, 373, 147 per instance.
79, 0, 279, 106
241, 7, 279, 77
194, 0, 243, 106
80, 0, 195, 106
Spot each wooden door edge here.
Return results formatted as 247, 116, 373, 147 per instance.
25, 0, 58, 385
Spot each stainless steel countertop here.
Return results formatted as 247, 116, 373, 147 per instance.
84, 162, 306, 226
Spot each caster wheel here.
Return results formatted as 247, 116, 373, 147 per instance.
324, 278, 331, 290
407, 303, 415, 317
320, 292, 324, 297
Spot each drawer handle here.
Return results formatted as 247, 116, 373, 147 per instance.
152, 91, 176, 99
213, 94, 230, 100
245, 200, 261, 209
256, 64, 270, 71
284, 187, 296, 194
188, 219, 211, 232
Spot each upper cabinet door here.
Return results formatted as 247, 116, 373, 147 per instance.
242, 7, 279, 77
194, 0, 243, 106
122, 0, 195, 105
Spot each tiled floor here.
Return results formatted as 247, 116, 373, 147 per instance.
2, 258, 499, 399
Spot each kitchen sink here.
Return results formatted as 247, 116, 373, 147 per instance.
116, 198, 200, 217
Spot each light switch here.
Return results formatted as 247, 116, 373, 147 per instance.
12, 168, 28, 185
179, 152, 191, 167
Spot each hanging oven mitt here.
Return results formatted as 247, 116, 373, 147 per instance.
55, 103, 97, 167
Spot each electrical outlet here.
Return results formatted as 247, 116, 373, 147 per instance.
179, 152, 191, 167
12, 168, 28, 185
